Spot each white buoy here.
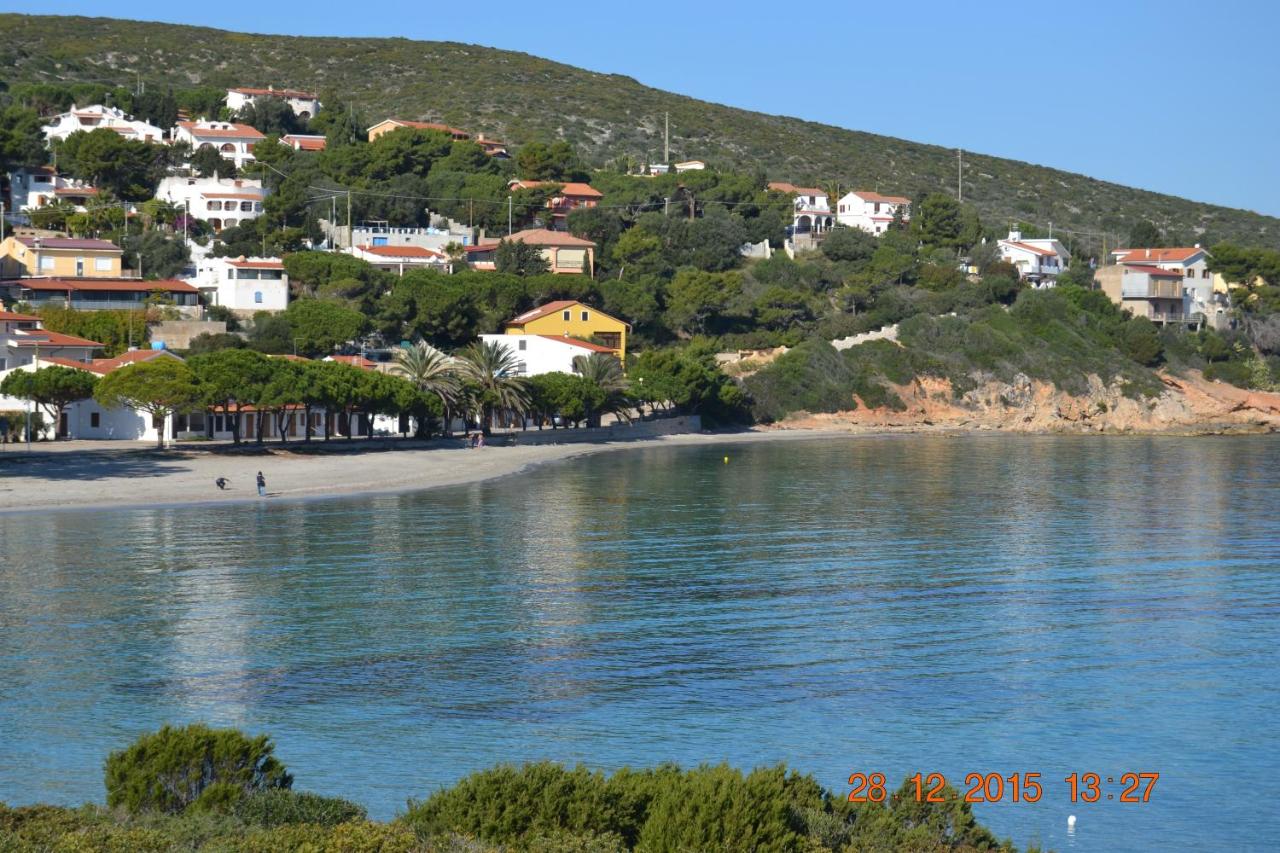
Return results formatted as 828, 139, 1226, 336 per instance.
1067, 815, 1077, 829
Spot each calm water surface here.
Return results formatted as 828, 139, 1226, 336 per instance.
1, 435, 1278, 851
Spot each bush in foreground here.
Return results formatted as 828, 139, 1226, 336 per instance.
103, 723, 292, 814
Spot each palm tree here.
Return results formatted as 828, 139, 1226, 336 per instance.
572, 351, 633, 428
392, 341, 461, 437
456, 339, 530, 435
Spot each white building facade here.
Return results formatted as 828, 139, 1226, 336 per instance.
998, 230, 1071, 287
41, 104, 165, 144
155, 176, 267, 232
227, 87, 322, 120
479, 333, 616, 377
186, 256, 289, 314
768, 183, 834, 235
0, 310, 101, 373
836, 191, 911, 235
6, 166, 99, 212
172, 121, 266, 169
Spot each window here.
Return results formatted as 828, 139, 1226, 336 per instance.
90, 412, 100, 428
227, 268, 235, 279
207, 200, 222, 211
254, 291, 263, 304
517, 339, 527, 351
581, 310, 589, 321
1185, 269, 1194, 278
240, 201, 254, 212
1202, 269, 1210, 278
562, 310, 571, 320
75, 258, 85, 276
39, 256, 56, 271
94, 257, 112, 271
220, 143, 236, 154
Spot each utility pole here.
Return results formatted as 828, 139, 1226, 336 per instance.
346, 190, 352, 248
663, 196, 670, 216
688, 193, 695, 221
1, 201, 5, 243
507, 195, 513, 235
664, 112, 669, 165
957, 149, 963, 203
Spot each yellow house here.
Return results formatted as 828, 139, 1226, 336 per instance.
467, 229, 597, 277
366, 119, 470, 142
504, 300, 629, 363
0, 236, 124, 279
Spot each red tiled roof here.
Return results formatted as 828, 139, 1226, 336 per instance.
282, 134, 327, 151
848, 190, 911, 204
536, 334, 617, 352
11, 329, 104, 348
476, 229, 596, 250
1115, 247, 1205, 263
230, 87, 318, 99
373, 119, 469, 137
37, 355, 104, 373
90, 350, 180, 372
16, 236, 120, 252
768, 182, 826, 196
355, 245, 445, 259
0, 311, 41, 322
508, 300, 583, 325
1003, 240, 1059, 257
53, 186, 99, 196
1123, 264, 1182, 278
508, 180, 603, 198
16, 278, 197, 294
177, 121, 266, 139
202, 192, 264, 200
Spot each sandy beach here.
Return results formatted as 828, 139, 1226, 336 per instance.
0, 428, 870, 514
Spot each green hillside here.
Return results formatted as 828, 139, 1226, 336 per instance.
1, 12, 1277, 252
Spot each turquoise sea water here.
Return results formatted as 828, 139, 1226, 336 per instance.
1, 435, 1278, 851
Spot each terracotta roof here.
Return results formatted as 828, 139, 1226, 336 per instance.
1115, 247, 1205, 263
230, 87, 318, 99
90, 350, 180, 372
372, 119, 469, 137
15, 237, 121, 252
282, 134, 327, 151
0, 311, 41, 322
1123, 264, 1182, 278
11, 329, 104, 348
356, 245, 445, 259
848, 190, 911, 204
177, 121, 266, 139
536, 334, 617, 352
202, 192, 264, 200
508, 300, 583, 325
768, 182, 827, 196
508, 180, 603, 198
478, 229, 596, 249
16, 278, 198, 294
53, 186, 99, 196
227, 259, 285, 269
1002, 240, 1059, 257
37, 355, 103, 373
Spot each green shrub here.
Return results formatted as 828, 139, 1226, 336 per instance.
1119, 317, 1164, 366
1204, 360, 1255, 388
103, 724, 292, 815
234, 788, 367, 827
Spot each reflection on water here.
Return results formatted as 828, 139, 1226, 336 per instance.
2, 435, 1278, 852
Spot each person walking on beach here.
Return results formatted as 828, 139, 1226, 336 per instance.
256, 471, 266, 497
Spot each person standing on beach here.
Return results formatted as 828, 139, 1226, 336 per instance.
256, 471, 266, 497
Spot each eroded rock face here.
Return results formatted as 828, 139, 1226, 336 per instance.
775, 370, 1280, 435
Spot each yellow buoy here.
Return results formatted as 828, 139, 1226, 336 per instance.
723, 456, 729, 464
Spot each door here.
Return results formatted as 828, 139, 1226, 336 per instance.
59, 411, 68, 438
75, 258, 85, 276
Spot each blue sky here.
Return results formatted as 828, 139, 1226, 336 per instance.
19, 0, 1280, 215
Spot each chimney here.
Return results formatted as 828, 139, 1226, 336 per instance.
1194, 243, 1201, 249
1008, 229, 1021, 242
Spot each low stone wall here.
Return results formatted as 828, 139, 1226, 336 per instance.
507, 415, 702, 445
150, 320, 228, 350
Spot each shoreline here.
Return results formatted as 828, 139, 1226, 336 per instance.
1, 423, 1274, 516
0, 427, 869, 516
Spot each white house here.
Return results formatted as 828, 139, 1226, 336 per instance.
347, 244, 448, 275
6, 166, 99, 212
226, 87, 322, 120
997, 230, 1071, 287
172, 121, 266, 169
0, 309, 102, 373
768, 182, 834, 235
836, 191, 911, 235
186, 256, 289, 314
41, 104, 165, 144
1111, 245, 1221, 326
479, 333, 616, 377
155, 175, 267, 232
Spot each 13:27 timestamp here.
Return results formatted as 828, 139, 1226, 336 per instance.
847, 771, 1159, 804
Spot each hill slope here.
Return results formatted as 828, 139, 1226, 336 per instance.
2, 13, 1277, 251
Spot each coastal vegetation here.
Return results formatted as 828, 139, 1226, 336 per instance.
0, 724, 1045, 852
1, 13, 1278, 250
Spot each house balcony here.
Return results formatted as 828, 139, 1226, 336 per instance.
1122, 281, 1183, 299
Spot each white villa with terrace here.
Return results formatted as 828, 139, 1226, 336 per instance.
1111, 246, 1222, 326
7, 166, 99, 212
836, 191, 912, 235
347, 244, 449, 275
171, 120, 266, 169
768, 182, 834, 235
997, 230, 1071, 287
185, 256, 289, 314
479, 333, 617, 377
155, 175, 267, 232
226, 87, 322, 120
41, 104, 165, 144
